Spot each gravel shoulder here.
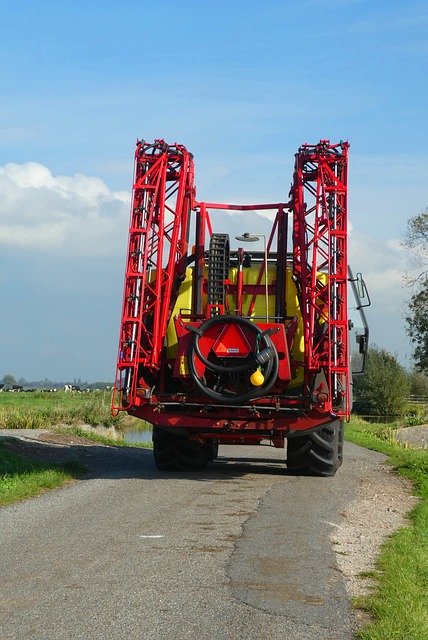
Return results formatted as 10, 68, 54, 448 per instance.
331, 448, 418, 630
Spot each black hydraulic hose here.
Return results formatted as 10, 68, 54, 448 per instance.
187, 316, 279, 404
188, 342, 279, 404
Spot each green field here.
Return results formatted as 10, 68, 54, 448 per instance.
0, 389, 132, 430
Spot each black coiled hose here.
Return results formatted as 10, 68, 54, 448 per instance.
187, 316, 279, 405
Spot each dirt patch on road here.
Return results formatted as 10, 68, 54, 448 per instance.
0, 428, 108, 466
35, 431, 98, 446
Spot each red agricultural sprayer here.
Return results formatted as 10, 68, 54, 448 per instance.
112, 139, 370, 476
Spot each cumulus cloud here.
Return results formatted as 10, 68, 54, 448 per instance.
348, 226, 412, 361
0, 162, 130, 256
349, 226, 406, 305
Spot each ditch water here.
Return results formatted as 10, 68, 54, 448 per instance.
122, 428, 153, 444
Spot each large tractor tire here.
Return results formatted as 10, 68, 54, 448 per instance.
286, 419, 343, 477
152, 427, 216, 471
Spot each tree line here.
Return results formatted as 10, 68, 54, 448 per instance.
353, 346, 428, 418
1, 374, 112, 390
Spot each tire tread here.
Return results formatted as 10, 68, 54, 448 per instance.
286, 420, 343, 477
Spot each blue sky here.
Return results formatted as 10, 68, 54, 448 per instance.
1, 0, 427, 381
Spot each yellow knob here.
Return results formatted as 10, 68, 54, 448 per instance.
250, 369, 265, 386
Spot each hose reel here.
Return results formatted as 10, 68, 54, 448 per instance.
187, 315, 279, 404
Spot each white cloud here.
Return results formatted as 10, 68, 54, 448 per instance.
349, 228, 405, 300
0, 162, 130, 256
348, 227, 413, 363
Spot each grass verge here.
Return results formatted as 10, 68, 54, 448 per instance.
0, 390, 151, 431
0, 441, 84, 507
346, 417, 428, 640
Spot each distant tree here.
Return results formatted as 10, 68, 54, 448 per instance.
404, 209, 428, 372
406, 277, 428, 373
404, 208, 428, 282
353, 346, 410, 416
408, 369, 428, 397
2, 373, 17, 387
86, 381, 112, 390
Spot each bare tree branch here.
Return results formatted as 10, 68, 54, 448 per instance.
403, 208, 428, 285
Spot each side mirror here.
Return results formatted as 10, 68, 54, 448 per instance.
356, 272, 365, 298
356, 333, 367, 355
348, 266, 370, 375
351, 271, 371, 309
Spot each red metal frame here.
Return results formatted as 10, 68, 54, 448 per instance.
112, 140, 194, 410
112, 139, 350, 430
290, 140, 349, 415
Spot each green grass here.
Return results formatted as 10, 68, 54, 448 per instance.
0, 390, 116, 428
0, 442, 84, 506
0, 392, 152, 506
0, 390, 151, 430
346, 417, 428, 640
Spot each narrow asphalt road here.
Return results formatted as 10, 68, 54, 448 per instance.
0, 440, 380, 640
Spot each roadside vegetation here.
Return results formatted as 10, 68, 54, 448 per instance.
352, 346, 411, 418
0, 389, 150, 430
350, 341, 427, 639
0, 441, 83, 506
346, 417, 428, 640
0, 389, 119, 429
404, 209, 428, 373
0, 390, 152, 506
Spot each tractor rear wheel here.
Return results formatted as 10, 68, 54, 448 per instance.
286, 420, 343, 477
152, 427, 178, 470
152, 427, 215, 471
